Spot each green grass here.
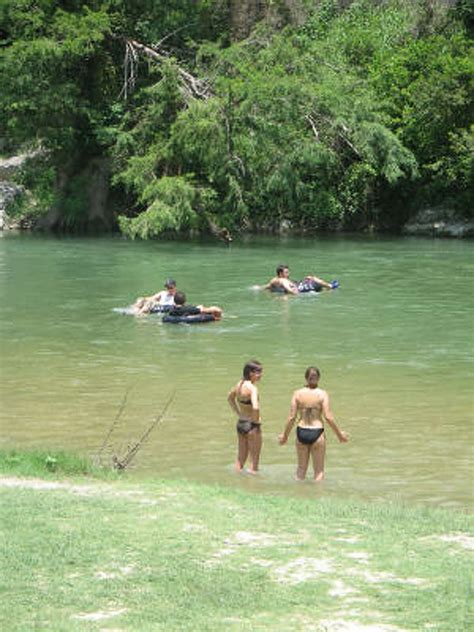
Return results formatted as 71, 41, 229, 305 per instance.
0, 450, 472, 631
0, 449, 117, 479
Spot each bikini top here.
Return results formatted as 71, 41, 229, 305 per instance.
237, 381, 253, 406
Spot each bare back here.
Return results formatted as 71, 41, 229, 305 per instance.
294, 387, 326, 428
229, 379, 260, 422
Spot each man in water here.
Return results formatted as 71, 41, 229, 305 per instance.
168, 291, 223, 320
264, 265, 336, 294
132, 278, 177, 315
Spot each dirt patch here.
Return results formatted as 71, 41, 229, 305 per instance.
319, 620, 407, 631
329, 579, 359, 597
225, 531, 278, 546
94, 565, 135, 580
345, 551, 370, 563
349, 568, 427, 586
72, 608, 128, 621
0, 476, 160, 505
334, 536, 361, 543
437, 534, 474, 550
272, 556, 334, 584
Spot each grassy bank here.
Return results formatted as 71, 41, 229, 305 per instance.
0, 451, 472, 631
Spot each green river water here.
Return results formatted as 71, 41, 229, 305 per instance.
0, 233, 473, 510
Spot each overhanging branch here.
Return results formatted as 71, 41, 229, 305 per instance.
122, 38, 213, 101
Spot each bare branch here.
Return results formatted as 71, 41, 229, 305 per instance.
337, 122, 362, 158
123, 38, 213, 101
113, 391, 175, 470
305, 114, 319, 140
94, 386, 132, 466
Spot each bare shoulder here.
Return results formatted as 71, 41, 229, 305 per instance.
318, 388, 330, 402
292, 387, 304, 401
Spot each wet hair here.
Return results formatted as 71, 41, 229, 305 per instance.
305, 366, 321, 381
276, 264, 289, 277
174, 291, 186, 306
243, 360, 263, 379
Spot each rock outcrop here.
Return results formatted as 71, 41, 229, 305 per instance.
0, 154, 31, 230
403, 207, 474, 238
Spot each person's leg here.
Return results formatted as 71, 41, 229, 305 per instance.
311, 435, 326, 481
235, 433, 248, 471
248, 427, 262, 473
295, 439, 310, 480
133, 297, 146, 310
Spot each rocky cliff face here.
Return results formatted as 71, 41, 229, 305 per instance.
0, 154, 29, 230
0, 153, 113, 232
403, 208, 474, 238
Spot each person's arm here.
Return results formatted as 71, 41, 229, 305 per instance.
281, 278, 299, 295
150, 290, 164, 301
279, 393, 298, 444
322, 392, 348, 442
250, 384, 260, 422
227, 386, 240, 417
199, 305, 223, 319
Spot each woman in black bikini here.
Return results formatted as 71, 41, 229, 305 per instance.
227, 360, 263, 474
279, 366, 348, 481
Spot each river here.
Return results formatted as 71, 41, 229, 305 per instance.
0, 233, 472, 510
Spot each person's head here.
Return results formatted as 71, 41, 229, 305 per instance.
276, 265, 289, 278
164, 278, 177, 293
243, 360, 263, 382
305, 366, 320, 387
174, 291, 186, 306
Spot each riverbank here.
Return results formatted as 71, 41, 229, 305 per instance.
1, 451, 472, 631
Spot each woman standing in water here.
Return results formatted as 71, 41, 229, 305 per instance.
279, 366, 348, 481
228, 360, 263, 474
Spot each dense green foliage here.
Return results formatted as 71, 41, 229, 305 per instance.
1, 0, 472, 235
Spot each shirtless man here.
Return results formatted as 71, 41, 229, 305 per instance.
264, 265, 336, 294
132, 278, 177, 315
228, 360, 263, 474
279, 366, 348, 481
168, 291, 223, 320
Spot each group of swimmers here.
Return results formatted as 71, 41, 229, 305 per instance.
132, 278, 222, 320
130, 264, 338, 318
228, 360, 349, 481
130, 268, 346, 480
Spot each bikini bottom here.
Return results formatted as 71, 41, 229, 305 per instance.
296, 426, 324, 445
236, 419, 260, 435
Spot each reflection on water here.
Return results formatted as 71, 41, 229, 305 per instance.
0, 233, 473, 510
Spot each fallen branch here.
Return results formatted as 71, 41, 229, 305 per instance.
123, 38, 213, 101
305, 114, 319, 140
112, 391, 175, 470
338, 122, 362, 158
94, 387, 132, 466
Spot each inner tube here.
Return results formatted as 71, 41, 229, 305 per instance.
113, 304, 173, 316
162, 313, 216, 324
269, 279, 340, 294
149, 304, 172, 313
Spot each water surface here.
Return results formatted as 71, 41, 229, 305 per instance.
0, 233, 472, 510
